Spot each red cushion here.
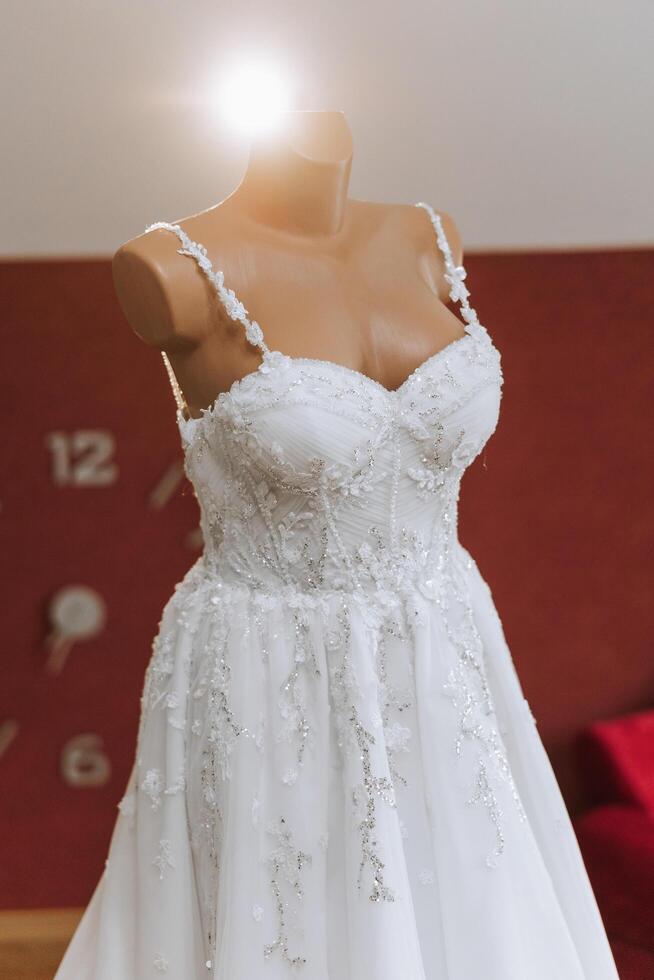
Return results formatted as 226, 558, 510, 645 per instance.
577, 707, 654, 813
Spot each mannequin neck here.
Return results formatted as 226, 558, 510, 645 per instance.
228, 109, 354, 240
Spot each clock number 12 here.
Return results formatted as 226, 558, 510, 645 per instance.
46, 430, 118, 487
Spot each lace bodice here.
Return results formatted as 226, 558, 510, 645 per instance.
144, 203, 503, 597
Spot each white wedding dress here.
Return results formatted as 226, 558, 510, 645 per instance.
55, 202, 620, 979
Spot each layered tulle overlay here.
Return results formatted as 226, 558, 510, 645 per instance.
55, 202, 619, 978
56, 549, 619, 980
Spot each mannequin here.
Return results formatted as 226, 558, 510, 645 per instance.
112, 109, 467, 420
57, 109, 624, 980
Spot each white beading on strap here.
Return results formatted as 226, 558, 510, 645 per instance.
160, 350, 188, 416
414, 202, 479, 327
144, 220, 272, 418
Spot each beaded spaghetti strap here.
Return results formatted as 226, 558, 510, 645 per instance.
414, 202, 480, 328
143, 220, 271, 417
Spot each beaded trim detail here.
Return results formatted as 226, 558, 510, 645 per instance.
144, 220, 270, 418
146, 203, 477, 419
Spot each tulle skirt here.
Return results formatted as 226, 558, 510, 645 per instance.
55, 545, 619, 979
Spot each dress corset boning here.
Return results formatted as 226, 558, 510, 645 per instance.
145, 202, 504, 598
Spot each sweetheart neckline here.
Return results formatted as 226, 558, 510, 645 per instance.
176, 325, 487, 436
151, 203, 493, 436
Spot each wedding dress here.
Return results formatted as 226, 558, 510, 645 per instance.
55, 201, 620, 979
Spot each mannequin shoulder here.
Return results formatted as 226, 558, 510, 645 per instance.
387, 203, 465, 305
112, 221, 214, 350
399, 202, 464, 268
352, 199, 463, 267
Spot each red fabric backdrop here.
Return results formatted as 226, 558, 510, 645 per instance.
1, 247, 652, 908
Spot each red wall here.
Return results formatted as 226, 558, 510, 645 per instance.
460, 248, 654, 811
1, 248, 652, 908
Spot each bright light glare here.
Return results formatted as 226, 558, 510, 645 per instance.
216, 63, 290, 136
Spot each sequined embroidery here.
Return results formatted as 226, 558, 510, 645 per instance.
136, 202, 521, 971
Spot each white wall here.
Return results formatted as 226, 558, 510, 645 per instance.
2, 0, 652, 256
